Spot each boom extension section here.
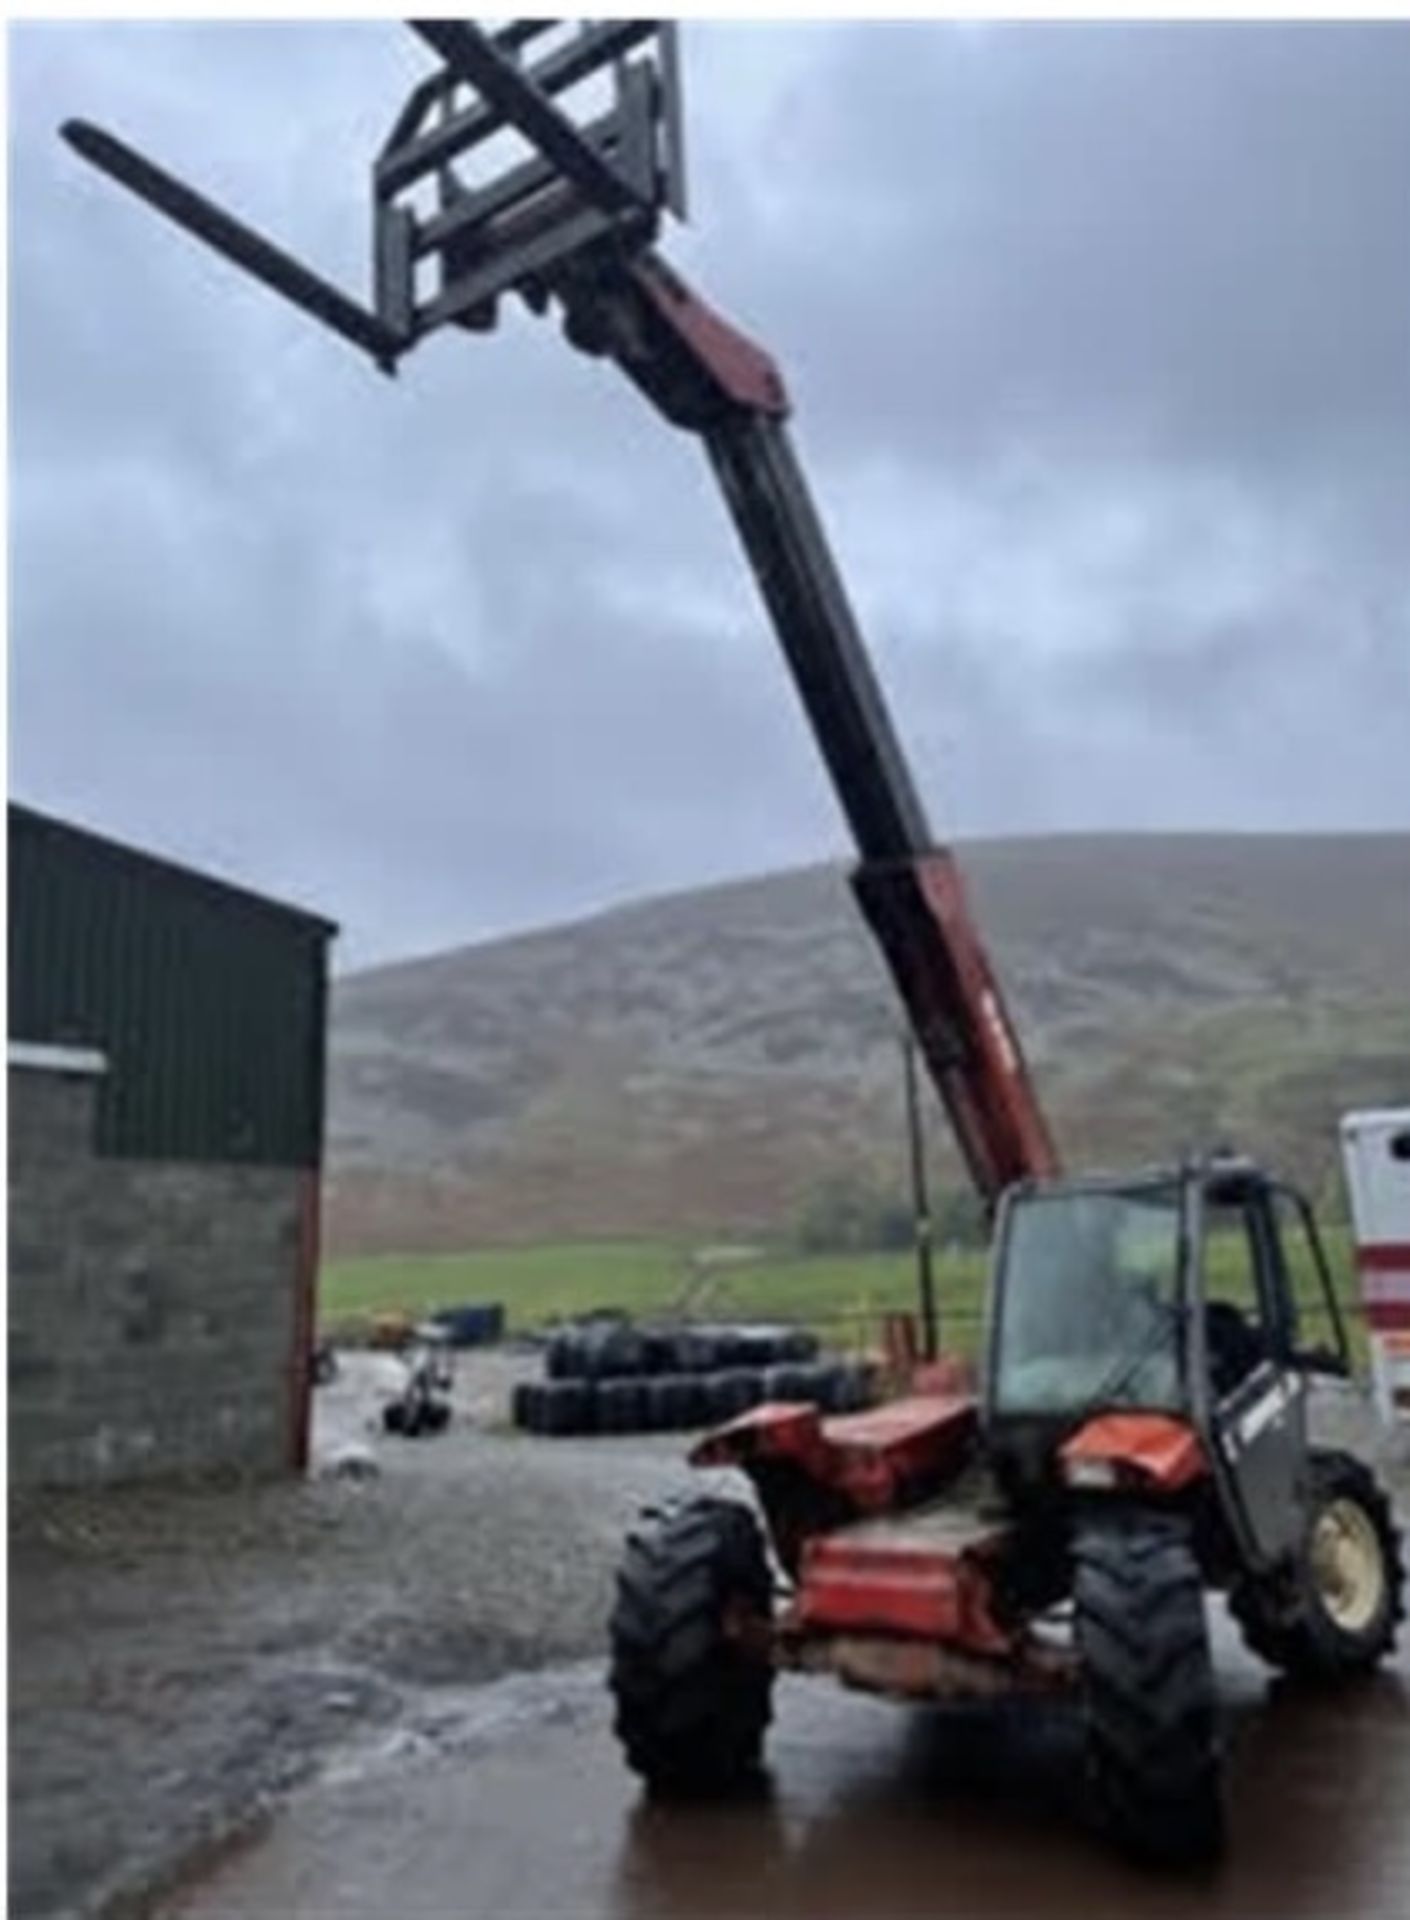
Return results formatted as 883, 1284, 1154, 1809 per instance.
61, 16, 1059, 1205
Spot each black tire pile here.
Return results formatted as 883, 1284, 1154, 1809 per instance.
512, 1320, 870, 1438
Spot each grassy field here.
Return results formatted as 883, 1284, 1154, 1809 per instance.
318, 1237, 990, 1352
320, 1239, 693, 1332
320, 1224, 1362, 1363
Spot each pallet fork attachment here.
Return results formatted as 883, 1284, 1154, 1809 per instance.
64, 21, 684, 369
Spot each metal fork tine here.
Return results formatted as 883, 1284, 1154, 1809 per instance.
62, 119, 404, 370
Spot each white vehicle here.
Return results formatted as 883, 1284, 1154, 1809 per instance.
1341, 1107, 1410, 1426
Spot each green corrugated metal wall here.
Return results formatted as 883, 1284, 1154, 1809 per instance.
8, 805, 335, 1167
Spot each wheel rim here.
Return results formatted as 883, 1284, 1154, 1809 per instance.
1310, 1497, 1386, 1635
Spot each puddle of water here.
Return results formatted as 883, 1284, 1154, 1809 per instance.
165, 1633, 1410, 1920
315, 1658, 604, 1789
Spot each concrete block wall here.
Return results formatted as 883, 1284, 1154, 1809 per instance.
9, 1060, 307, 1488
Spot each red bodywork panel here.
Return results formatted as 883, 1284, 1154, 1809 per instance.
793, 1520, 1014, 1653
692, 1395, 1012, 1655
1060, 1412, 1209, 1492
630, 256, 791, 420
690, 1393, 977, 1514
910, 1354, 977, 1398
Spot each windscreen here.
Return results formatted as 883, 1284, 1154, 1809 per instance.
992, 1185, 1184, 1418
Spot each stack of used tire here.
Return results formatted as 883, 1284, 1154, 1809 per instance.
512, 1320, 871, 1438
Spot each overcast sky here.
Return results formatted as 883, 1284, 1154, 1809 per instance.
10, 20, 1409, 967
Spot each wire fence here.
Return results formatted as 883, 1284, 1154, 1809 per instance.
805, 1296, 1373, 1369
806, 1303, 985, 1361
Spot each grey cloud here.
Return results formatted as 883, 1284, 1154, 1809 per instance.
734, 25, 1410, 478
9, 21, 1408, 966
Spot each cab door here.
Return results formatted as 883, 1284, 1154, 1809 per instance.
1200, 1185, 1307, 1567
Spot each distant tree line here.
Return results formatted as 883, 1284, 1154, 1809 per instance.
793, 1169, 985, 1256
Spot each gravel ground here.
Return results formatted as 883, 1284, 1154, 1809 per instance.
8, 1349, 722, 1920
11, 1353, 1407, 1920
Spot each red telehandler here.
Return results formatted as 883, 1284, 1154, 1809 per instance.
64, 18, 1403, 1865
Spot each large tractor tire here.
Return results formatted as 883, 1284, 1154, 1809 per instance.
545, 1331, 584, 1381
598, 1378, 648, 1434
610, 1497, 774, 1797
763, 1362, 815, 1404
515, 1380, 546, 1433
647, 1374, 708, 1431
541, 1380, 592, 1437
586, 1324, 649, 1381
1230, 1450, 1405, 1680
707, 1368, 765, 1423
1074, 1514, 1224, 1866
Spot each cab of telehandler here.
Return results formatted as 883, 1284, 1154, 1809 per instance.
960, 1156, 1401, 1865
984, 1158, 1356, 1571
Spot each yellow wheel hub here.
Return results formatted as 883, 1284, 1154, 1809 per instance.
1310, 1498, 1385, 1635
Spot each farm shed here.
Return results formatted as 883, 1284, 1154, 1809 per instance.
8, 803, 337, 1486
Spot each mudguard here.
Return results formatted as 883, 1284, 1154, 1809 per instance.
1059, 1413, 1209, 1492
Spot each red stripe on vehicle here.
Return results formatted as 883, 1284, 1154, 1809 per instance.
1366, 1303, 1410, 1332
1357, 1242, 1410, 1270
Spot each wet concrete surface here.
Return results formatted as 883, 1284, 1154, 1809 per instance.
8, 1355, 704, 1920
164, 1614, 1410, 1920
